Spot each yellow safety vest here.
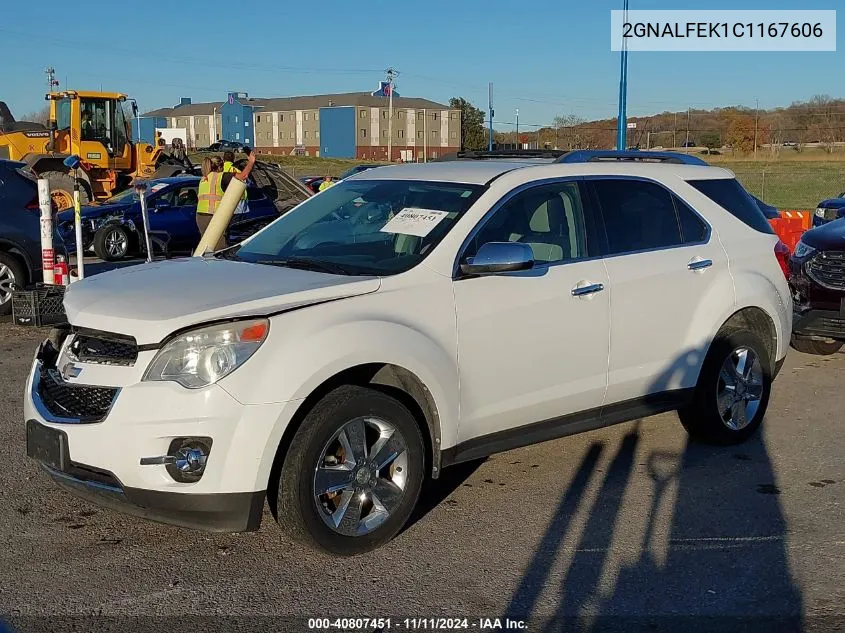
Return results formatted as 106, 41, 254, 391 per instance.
197, 172, 223, 215
223, 162, 248, 201
318, 180, 334, 192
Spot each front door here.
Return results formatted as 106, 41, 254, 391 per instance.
453, 180, 610, 443
149, 184, 200, 252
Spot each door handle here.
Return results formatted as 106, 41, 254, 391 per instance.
687, 257, 713, 271
571, 282, 605, 297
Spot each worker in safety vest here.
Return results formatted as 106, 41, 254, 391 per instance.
196, 152, 256, 251
222, 150, 249, 214
318, 175, 335, 192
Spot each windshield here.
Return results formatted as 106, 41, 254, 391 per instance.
230, 179, 484, 275
104, 188, 140, 204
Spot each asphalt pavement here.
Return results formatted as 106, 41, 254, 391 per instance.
0, 317, 842, 632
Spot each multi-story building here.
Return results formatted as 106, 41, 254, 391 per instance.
140, 88, 461, 161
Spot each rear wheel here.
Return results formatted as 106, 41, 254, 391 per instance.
93, 225, 131, 261
679, 330, 772, 445
39, 171, 90, 211
276, 385, 425, 555
0, 252, 27, 316
790, 336, 842, 356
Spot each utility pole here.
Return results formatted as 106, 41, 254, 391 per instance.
684, 107, 691, 149
45, 67, 58, 93
673, 112, 677, 148
646, 130, 651, 150
385, 67, 398, 162
488, 82, 494, 151
754, 98, 759, 160
515, 108, 519, 148
616, 0, 630, 150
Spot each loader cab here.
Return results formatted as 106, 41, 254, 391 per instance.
48, 91, 132, 170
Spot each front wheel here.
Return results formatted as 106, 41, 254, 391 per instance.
276, 385, 425, 555
679, 330, 772, 445
93, 225, 131, 261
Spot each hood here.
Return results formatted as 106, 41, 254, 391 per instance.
801, 217, 845, 251
817, 198, 845, 208
57, 202, 132, 225
63, 257, 380, 344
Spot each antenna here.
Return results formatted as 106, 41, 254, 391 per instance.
45, 67, 59, 93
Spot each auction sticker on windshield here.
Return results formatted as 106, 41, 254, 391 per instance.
380, 208, 449, 237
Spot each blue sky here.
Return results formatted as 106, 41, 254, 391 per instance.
0, 0, 840, 130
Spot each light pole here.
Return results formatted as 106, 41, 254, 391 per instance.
385, 67, 398, 161
488, 82, 494, 151
515, 108, 519, 148
616, 0, 629, 150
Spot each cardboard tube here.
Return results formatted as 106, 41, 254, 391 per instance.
193, 178, 247, 256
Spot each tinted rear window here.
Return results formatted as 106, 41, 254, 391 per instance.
688, 178, 774, 234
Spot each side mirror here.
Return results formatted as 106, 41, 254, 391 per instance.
460, 242, 535, 276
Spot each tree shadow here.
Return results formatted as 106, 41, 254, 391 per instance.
506, 346, 803, 632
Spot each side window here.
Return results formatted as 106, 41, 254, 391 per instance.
687, 178, 775, 235
56, 99, 71, 130
675, 197, 707, 243
592, 179, 681, 255
172, 185, 198, 207
247, 186, 267, 201
465, 181, 590, 264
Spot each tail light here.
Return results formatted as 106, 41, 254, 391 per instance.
774, 240, 791, 280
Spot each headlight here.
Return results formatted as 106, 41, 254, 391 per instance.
792, 241, 816, 259
143, 319, 269, 388
815, 207, 827, 218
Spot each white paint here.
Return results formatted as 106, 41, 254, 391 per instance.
295, 110, 303, 146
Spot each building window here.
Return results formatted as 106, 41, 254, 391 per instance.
398, 110, 404, 118
432, 112, 438, 120
417, 131, 423, 139
195, 134, 200, 141
450, 112, 458, 120
245, 120, 250, 127
256, 115, 261, 123
431, 130, 437, 138
316, 130, 320, 139
235, 132, 240, 140
417, 112, 424, 120
382, 130, 388, 137
267, 131, 272, 140
235, 116, 238, 123
398, 129, 405, 138
432, 151, 438, 159
304, 112, 309, 121
279, 113, 284, 122
382, 111, 387, 119
314, 112, 319, 121
450, 131, 457, 138
290, 131, 295, 139
360, 110, 367, 118
304, 130, 309, 139
361, 128, 367, 138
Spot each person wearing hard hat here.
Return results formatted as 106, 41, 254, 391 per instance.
222, 150, 249, 214
318, 175, 335, 192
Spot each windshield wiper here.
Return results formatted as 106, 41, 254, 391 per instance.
256, 257, 352, 275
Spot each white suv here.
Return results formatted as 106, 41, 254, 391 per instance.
25, 153, 792, 555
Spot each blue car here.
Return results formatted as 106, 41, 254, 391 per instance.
813, 192, 845, 227
57, 176, 282, 261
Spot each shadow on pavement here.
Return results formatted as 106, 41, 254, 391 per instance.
505, 346, 803, 632
403, 458, 486, 533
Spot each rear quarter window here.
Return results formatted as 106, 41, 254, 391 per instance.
687, 178, 774, 235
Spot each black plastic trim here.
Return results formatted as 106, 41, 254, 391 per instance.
792, 308, 845, 341
440, 389, 694, 468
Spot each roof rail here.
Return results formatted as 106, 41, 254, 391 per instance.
437, 149, 569, 161
556, 150, 708, 166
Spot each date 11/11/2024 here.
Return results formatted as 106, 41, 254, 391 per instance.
307, 617, 528, 631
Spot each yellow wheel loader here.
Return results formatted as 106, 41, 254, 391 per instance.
0, 91, 193, 209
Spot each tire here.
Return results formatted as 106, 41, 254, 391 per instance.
0, 252, 27, 316
39, 171, 90, 210
790, 336, 842, 356
93, 225, 131, 261
679, 329, 772, 445
276, 385, 425, 555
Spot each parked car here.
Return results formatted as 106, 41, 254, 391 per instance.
204, 140, 248, 153
751, 194, 780, 220
812, 192, 845, 227
0, 159, 67, 315
789, 218, 845, 355
300, 175, 338, 194
56, 161, 311, 261
338, 163, 387, 180
25, 154, 791, 554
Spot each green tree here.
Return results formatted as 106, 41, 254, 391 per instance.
449, 97, 486, 151
699, 132, 721, 153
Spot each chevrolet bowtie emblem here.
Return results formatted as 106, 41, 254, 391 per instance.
60, 362, 82, 380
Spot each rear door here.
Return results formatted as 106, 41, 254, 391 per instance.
588, 177, 731, 404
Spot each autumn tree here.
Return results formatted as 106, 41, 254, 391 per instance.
724, 115, 757, 154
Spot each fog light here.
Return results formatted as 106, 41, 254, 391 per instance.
166, 437, 212, 483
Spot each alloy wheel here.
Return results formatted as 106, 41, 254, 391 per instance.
105, 230, 128, 258
716, 346, 764, 431
0, 263, 15, 306
313, 416, 409, 537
